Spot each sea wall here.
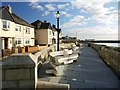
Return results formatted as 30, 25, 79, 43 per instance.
91, 44, 120, 78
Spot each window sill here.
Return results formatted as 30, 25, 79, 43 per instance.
3, 28, 10, 31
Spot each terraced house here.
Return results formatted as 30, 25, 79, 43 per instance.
0, 5, 35, 51
31, 20, 57, 46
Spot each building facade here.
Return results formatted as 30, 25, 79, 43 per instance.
32, 20, 57, 46
0, 6, 35, 50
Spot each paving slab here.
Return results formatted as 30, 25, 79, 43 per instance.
38, 45, 120, 89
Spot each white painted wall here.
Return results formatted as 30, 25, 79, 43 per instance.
8, 38, 12, 49
0, 18, 35, 49
2, 39, 4, 49
48, 29, 53, 45
0, 37, 2, 50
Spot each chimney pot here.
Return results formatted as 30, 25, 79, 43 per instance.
44, 20, 47, 23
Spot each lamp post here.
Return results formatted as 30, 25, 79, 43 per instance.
56, 11, 60, 51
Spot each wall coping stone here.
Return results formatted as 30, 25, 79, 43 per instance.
34, 45, 55, 59
2, 53, 37, 69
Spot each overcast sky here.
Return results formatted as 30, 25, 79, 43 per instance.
1, 0, 119, 40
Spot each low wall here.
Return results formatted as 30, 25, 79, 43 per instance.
0, 51, 2, 60
91, 44, 120, 78
2, 53, 38, 89
34, 45, 56, 65
22, 46, 48, 53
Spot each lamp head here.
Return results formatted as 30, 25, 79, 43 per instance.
56, 11, 60, 19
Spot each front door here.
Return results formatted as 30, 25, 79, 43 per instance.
4, 38, 8, 49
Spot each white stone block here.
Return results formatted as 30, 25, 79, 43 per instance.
46, 69, 54, 74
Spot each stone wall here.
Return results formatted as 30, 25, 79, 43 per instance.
34, 45, 56, 60
91, 44, 120, 79
0, 51, 2, 60
2, 53, 38, 89
1, 44, 71, 89
1, 45, 56, 89
0, 37, 2, 60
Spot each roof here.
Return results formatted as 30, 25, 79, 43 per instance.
51, 25, 57, 32
0, 6, 14, 22
40, 23, 52, 29
31, 20, 43, 29
31, 20, 43, 25
0, 6, 34, 28
31, 20, 52, 29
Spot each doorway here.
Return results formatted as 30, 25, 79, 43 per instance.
4, 38, 8, 49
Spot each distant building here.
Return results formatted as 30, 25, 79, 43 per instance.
62, 36, 77, 43
0, 6, 35, 50
85, 39, 95, 42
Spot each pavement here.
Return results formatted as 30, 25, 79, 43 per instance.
37, 45, 120, 89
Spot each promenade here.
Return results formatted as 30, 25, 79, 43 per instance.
38, 44, 120, 89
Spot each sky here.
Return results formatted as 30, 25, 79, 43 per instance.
1, 0, 119, 40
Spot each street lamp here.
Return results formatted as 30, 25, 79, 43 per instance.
56, 11, 60, 51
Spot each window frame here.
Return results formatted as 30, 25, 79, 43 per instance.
2, 20, 10, 30
16, 37, 22, 45
25, 37, 30, 44
15, 25, 21, 32
25, 27, 30, 34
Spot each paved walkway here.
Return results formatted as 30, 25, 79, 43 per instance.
38, 45, 120, 89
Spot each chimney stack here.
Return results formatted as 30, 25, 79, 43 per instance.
7, 5, 12, 13
44, 20, 47, 23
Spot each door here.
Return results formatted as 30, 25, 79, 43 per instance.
4, 38, 8, 49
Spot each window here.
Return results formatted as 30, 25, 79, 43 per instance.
26, 38, 30, 44
16, 37, 22, 44
15, 26, 21, 32
25, 27, 30, 34
2, 20, 10, 29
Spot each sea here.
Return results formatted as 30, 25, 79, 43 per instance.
95, 43, 120, 47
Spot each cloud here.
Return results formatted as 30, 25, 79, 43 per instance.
61, 11, 72, 17
63, 25, 118, 40
45, 4, 56, 11
62, 0, 118, 40
61, 15, 86, 28
81, 9, 87, 13
29, 0, 40, 2
42, 11, 50, 16
71, 0, 118, 27
57, 3, 69, 9
29, 2, 44, 11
